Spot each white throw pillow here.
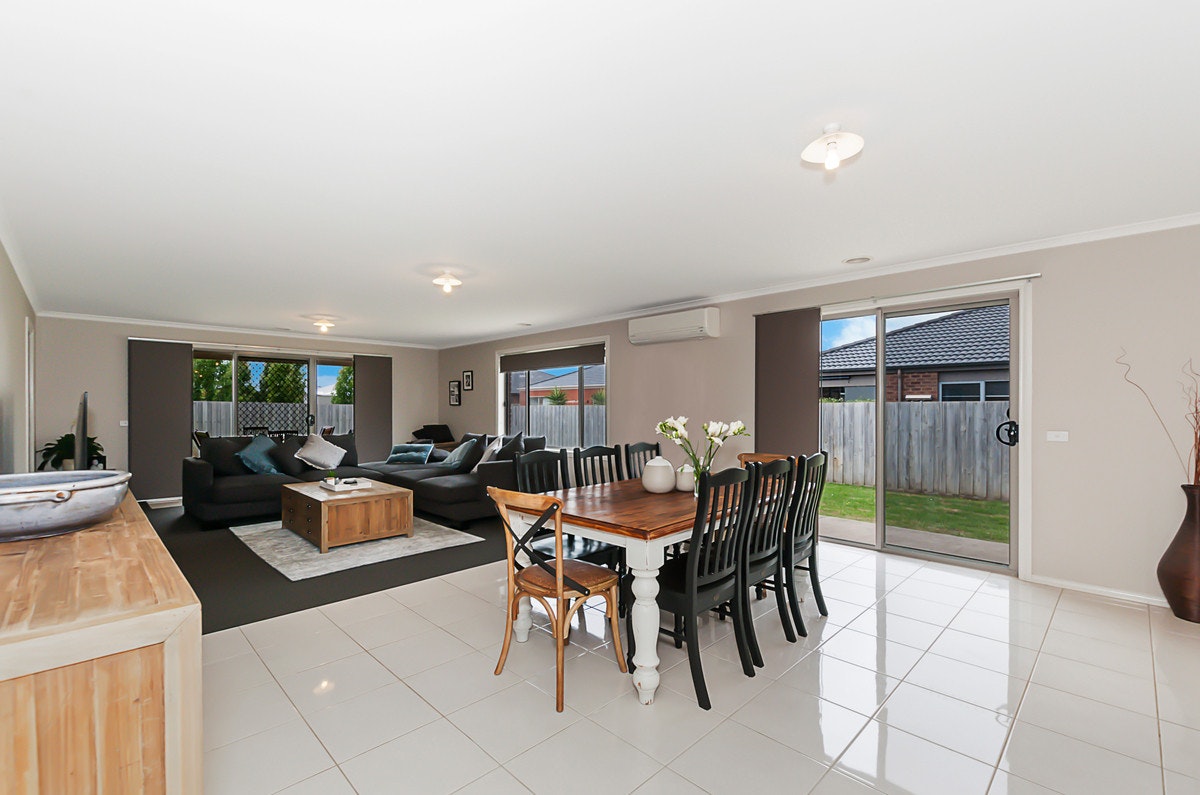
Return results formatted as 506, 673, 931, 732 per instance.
295, 433, 346, 470
472, 437, 503, 472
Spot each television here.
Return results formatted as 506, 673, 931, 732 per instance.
74, 391, 88, 470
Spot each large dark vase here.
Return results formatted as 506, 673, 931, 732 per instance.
1158, 484, 1200, 623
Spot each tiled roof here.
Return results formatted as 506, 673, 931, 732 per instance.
821, 305, 1010, 372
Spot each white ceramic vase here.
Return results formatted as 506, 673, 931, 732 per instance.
640, 456, 676, 493
675, 464, 695, 492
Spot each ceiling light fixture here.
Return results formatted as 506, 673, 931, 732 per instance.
313, 320, 335, 333
843, 256, 872, 264
433, 271, 462, 294
801, 123, 865, 171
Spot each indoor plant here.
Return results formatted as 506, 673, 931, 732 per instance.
36, 433, 103, 471
655, 416, 749, 494
1119, 353, 1200, 621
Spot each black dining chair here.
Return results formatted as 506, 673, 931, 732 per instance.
737, 458, 799, 669
573, 445, 624, 486
624, 441, 661, 480
626, 466, 754, 709
782, 452, 830, 635
515, 449, 621, 570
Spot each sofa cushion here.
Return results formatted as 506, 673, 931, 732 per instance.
236, 434, 281, 474
208, 473, 297, 504
412, 473, 483, 505
441, 438, 478, 469
294, 466, 378, 482
429, 447, 450, 462
200, 436, 253, 477
296, 434, 346, 470
324, 433, 357, 466
494, 433, 523, 462
361, 463, 458, 489
416, 424, 455, 443
473, 437, 503, 471
459, 433, 491, 450
269, 435, 310, 477
523, 436, 547, 452
386, 443, 434, 464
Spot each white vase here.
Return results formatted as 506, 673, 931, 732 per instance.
675, 464, 695, 492
640, 457, 676, 493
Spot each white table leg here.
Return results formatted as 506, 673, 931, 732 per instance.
630, 567, 662, 704
514, 596, 532, 643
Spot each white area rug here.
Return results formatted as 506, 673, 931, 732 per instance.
230, 517, 483, 581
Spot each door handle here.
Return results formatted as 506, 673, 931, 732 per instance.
995, 420, 1019, 447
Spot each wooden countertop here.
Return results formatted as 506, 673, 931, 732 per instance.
0, 493, 200, 680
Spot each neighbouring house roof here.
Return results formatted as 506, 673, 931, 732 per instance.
529, 364, 606, 392
821, 305, 1010, 373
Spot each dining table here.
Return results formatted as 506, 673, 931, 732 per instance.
508, 478, 700, 705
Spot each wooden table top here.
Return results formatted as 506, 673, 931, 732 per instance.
283, 478, 410, 503
540, 479, 700, 541
0, 493, 199, 648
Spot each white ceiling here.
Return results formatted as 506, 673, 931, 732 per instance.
1, 2, 1198, 348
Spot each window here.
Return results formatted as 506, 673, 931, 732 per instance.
939, 380, 1010, 402
984, 380, 1010, 401
501, 343, 606, 448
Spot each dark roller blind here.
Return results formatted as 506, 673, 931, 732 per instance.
499, 343, 605, 372
353, 355, 392, 462
128, 339, 193, 499
755, 308, 820, 457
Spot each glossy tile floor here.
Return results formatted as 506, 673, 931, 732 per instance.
202, 543, 1200, 794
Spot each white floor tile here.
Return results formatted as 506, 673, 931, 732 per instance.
631, 768, 708, 794
339, 718, 497, 795
1048, 608, 1151, 651
339, 604, 436, 649
525, 646, 632, 714
203, 679, 299, 751
454, 767, 533, 794
1162, 721, 1200, 781
255, 625, 363, 677
371, 627, 475, 679
203, 719, 333, 795
658, 649, 772, 714
908, 564, 990, 591
1166, 771, 1200, 795
875, 593, 962, 625
1029, 653, 1158, 717
202, 649, 272, 696
277, 652, 397, 715
999, 721, 1163, 795
777, 652, 901, 717
1158, 676, 1200, 731
241, 608, 337, 649
592, 685, 725, 765
405, 650, 523, 713
928, 629, 1038, 680
386, 576, 470, 607
876, 682, 1012, 765
817, 597, 872, 627
732, 681, 871, 764
811, 769, 887, 794
670, 719, 828, 794
305, 679, 441, 763
484, 630, 588, 680
318, 590, 406, 626
448, 682, 582, 762
1016, 684, 1162, 765
818, 628, 924, 679
845, 609, 945, 650
846, 553, 924, 576
890, 578, 976, 607
1039, 628, 1154, 679
976, 577, 1061, 608
964, 593, 1056, 625
408, 590, 499, 625
202, 627, 253, 664
835, 720, 994, 795
276, 767, 357, 795
986, 769, 1061, 794
825, 564, 909, 592
905, 653, 1027, 716
703, 614, 820, 674
508, 719, 661, 795
443, 605, 512, 650
821, 578, 888, 607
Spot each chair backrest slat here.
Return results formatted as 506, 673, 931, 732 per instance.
742, 458, 796, 564
515, 449, 570, 493
573, 445, 624, 486
687, 467, 751, 589
624, 441, 661, 480
789, 451, 828, 553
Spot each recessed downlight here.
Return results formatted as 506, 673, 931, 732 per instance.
517, 322, 533, 327
842, 256, 872, 265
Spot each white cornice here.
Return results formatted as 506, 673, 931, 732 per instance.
34, 311, 438, 350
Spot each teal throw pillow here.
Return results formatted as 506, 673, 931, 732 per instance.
236, 434, 281, 474
440, 438, 478, 467
386, 443, 434, 464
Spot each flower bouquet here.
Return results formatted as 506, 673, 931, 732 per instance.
655, 416, 749, 493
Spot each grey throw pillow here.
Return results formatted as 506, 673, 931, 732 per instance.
295, 433, 347, 470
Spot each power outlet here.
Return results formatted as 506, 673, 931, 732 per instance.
1046, 430, 1068, 442
119, 420, 129, 427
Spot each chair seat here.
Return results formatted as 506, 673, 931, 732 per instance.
517, 559, 620, 597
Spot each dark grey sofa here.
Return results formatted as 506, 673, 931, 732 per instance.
182, 432, 543, 528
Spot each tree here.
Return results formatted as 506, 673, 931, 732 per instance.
547, 387, 568, 405
331, 366, 354, 405
589, 389, 606, 406
236, 362, 260, 402
192, 358, 231, 401
260, 362, 306, 403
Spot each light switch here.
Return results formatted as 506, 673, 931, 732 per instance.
1046, 431, 1068, 442
119, 420, 129, 427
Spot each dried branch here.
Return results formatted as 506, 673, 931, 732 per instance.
1116, 348, 1189, 482
1182, 359, 1200, 486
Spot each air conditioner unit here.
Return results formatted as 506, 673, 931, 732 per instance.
628, 307, 720, 345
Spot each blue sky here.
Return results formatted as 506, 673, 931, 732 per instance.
821, 313, 948, 351
316, 364, 344, 388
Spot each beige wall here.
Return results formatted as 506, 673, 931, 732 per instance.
34, 317, 439, 474
0, 241, 34, 473
440, 225, 1200, 603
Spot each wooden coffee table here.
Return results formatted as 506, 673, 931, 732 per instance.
281, 479, 413, 553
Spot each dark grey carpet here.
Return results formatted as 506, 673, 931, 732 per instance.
146, 505, 505, 634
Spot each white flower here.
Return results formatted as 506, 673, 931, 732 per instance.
729, 420, 746, 435
711, 436, 724, 447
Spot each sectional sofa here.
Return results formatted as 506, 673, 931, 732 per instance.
181, 432, 542, 528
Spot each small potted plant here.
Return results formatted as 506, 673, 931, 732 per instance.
37, 433, 104, 471
324, 469, 339, 486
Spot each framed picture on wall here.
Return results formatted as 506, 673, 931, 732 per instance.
462, 370, 474, 391
449, 380, 462, 406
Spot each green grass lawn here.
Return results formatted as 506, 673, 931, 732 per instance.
820, 483, 1010, 543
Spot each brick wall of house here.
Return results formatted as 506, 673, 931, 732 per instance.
885, 371, 939, 401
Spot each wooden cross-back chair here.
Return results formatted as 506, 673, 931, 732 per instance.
488, 487, 626, 711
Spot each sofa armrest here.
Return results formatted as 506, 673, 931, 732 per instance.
182, 457, 214, 509
475, 460, 517, 492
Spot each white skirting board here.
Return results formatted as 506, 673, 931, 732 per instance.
1022, 572, 1169, 608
